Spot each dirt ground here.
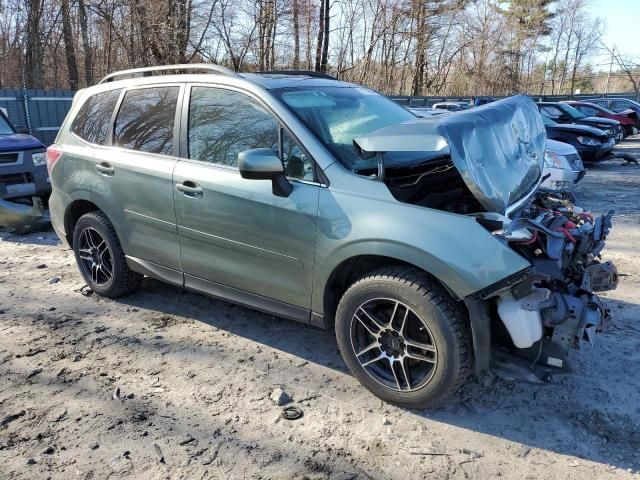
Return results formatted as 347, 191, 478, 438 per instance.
1, 139, 639, 480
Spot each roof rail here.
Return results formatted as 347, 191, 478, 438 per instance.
98, 63, 238, 84
255, 70, 336, 80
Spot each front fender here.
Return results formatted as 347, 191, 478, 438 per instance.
311, 187, 531, 314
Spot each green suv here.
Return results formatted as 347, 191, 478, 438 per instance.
48, 65, 617, 407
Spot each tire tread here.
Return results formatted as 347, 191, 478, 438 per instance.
74, 211, 142, 297
336, 266, 472, 407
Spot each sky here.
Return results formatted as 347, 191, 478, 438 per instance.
588, 0, 640, 68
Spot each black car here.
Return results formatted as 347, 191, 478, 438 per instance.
541, 115, 614, 164
537, 102, 623, 143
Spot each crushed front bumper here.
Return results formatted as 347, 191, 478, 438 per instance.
0, 196, 50, 233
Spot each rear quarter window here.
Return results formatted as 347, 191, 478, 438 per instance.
70, 89, 122, 144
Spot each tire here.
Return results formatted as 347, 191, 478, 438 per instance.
72, 211, 142, 298
335, 267, 472, 408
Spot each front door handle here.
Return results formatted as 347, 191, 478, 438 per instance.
96, 163, 115, 176
176, 181, 203, 198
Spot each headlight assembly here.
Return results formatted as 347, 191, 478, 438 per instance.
577, 136, 600, 146
544, 150, 564, 168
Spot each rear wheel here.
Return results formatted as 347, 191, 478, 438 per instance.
72, 211, 142, 298
335, 267, 472, 408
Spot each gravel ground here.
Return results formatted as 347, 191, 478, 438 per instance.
1, 139, 639, 480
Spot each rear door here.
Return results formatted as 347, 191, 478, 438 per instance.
91, 84, 183, 273
173, 85, 320, 316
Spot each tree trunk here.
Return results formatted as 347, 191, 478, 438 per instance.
292, 0, 300, 69
411, 1, 427, 95
61, 0, 79, 90
77, 0, 92, 86
320, 0, 329, 72
25, 0, 44, 89
314, 0, 324, 71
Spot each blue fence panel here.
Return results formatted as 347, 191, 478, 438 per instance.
0, 89, 28, 131
28, 89, 75, 146
0, 88, 74, 146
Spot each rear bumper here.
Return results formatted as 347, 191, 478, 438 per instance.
48, 187, 70, 246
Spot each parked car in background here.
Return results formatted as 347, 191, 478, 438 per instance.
541, 139, 585, 191
584, 97, 640, 117
562, 100, 639, 138
431, 101, 471, 111
48, 66, 617, 408
0, 108, 50, 233
541, 114, 614, 163
409, 107, 449, 117
473, 97, 496, 107
537, 101, 623, 143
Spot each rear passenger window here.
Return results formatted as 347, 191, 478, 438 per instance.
71, 89, 122, 144
611, 100, 629, 110
114, 87, 179, 155
188, 87, 278, 167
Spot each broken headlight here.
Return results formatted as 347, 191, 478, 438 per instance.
544, 150, 563, 169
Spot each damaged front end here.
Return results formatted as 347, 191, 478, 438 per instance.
354, 95, 617, 381
475, 192, 617, 378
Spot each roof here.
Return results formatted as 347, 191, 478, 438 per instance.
239, 72, 353, 90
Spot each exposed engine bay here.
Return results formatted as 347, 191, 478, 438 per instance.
475, 191, 617, 375
383, 157, 485, 214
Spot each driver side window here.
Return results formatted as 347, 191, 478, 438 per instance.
188, 87, 279, 167
188, 86, 315, 181
281, 129, 313, 181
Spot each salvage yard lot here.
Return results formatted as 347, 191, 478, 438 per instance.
1, 140, 639, 480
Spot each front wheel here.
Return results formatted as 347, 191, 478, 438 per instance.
335, 267, 472, 408
72, 211, 142, 298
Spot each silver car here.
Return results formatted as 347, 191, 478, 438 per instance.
541, 139, 586, 190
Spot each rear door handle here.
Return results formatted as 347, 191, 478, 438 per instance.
176, 181, 203, 197
96, 163, 115, 176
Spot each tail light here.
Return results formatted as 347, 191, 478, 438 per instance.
46, 144, 63, 173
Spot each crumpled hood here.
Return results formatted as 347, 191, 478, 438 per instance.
353, 95, 546, 215
0, 133, 44, 153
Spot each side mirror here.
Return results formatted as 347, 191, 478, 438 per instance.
238, 148, 292, 197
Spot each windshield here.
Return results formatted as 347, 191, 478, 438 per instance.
272, 86, 415, 169
561, 104, 586, 120
0, 114, 15, 135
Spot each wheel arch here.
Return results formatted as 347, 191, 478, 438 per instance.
64, 199, 102, 247
320, 253, 463, 329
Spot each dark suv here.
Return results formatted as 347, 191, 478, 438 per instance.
0, 109, 50, 232
48, 65, 618, 407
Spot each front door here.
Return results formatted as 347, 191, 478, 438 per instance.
173, 85, 320, 316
